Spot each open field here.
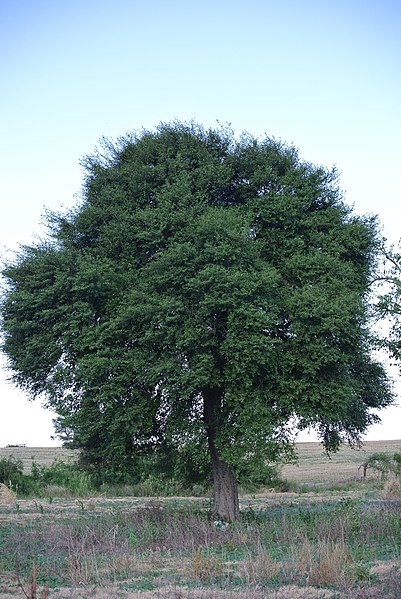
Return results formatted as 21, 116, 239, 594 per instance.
282, 439, 401, 485
0, 441, 401, 597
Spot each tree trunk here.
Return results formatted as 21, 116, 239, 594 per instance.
209, 439, 239, 522
204, 388, 240, 522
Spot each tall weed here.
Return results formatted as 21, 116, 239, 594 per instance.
239, 543, 281, 583
287, 537, 355, 587
190, 547, 225, 580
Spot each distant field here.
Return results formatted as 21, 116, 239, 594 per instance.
1, 440, 401, 598
0, 446, 79, 473
1, 439, 400, 482
282, 439, 401, 484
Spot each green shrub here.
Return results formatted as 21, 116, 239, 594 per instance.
0, 456, 23, 484
364, 450, 401, 480
0, 456, 40, 495
37, 460, 94, 496
392, 451, 401, 478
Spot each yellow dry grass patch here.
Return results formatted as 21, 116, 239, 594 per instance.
289, 538, 354, 588
0, 483, 15, 505
239, 544, 281, 583
381, 478, 401, 498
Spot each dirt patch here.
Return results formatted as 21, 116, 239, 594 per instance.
0, 581, 342, 598
370, 558, 401, 578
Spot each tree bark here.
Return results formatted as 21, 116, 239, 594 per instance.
203, 388, 240, 522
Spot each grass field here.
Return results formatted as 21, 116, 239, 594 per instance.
1, 485, 400, 597
0, 440, 400, 598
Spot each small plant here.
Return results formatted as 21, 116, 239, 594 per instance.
30, 458, 42, 481
191, 483, 205, 497
190, 547, 224, 580
352, 561, 375, 583
34, 500, 44, 514
239, 544, 281, 583
336, 497, 361, 537
288, 538, 355, 588
17, 560, 49, 599
393, 451, 401, 477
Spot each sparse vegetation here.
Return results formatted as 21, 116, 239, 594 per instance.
0, 441, 400, 597
0, 494, 400, 597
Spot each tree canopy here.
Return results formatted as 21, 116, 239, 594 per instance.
1, 122, 393, 520
377, 246, 401, 365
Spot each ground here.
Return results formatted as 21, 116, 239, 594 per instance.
1, 441, 400, 598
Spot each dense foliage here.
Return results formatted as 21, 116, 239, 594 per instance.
1, 123, 393, 519
377, 246, 401, 364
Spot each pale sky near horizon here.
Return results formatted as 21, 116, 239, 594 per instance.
1, 0, 400, 447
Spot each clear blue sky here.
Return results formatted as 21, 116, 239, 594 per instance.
1, 0, 400, 446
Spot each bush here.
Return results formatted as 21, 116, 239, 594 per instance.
34, 460, 94, 496
0, 458, 96, 498
364, 450, 401, 481
0, 456, 23, 484
0, 456, 39, 495
78, 441, 212, 490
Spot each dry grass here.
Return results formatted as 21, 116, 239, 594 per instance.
238, 537, 361, 590
1, 440, 401, 598
381, 478, 401, 498
190, 547, 225, 580
0, 585, 345, 598
288, 538, 355, 588
0, 483, 16, 505
239, 543, 281, 583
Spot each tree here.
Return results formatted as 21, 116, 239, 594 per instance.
376, 246, 401, 364
1, 123, 394, 521
359, 450, 401, 480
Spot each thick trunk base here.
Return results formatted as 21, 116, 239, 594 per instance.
210, 449, 239, 522
204, 387, 240, 522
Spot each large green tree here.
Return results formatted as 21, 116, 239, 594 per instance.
1, 123, 393, 520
